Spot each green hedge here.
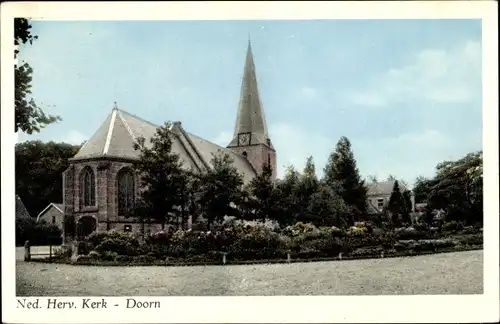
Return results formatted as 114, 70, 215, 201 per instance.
70, 220, 482, 263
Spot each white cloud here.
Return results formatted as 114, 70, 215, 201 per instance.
63, 130, 88, 145
269, 122, 332, 178
211, 131, 233, 147
348, 40, 481, 107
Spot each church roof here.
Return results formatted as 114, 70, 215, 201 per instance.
227, 40, 272, 148
71, 107, 257, 183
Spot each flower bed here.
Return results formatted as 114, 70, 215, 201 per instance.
42, 220, 483, 266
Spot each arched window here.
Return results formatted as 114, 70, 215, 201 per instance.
81, 167, 96, 206
118, 168, 135, 216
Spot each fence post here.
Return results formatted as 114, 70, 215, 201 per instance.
381, 251, 384, 258
49, 244, 53, 262
70, 241, 79, 262
338, 252, 343, 260
24, 240, 31, 261
287, 252, 291, 263
222, 252, 227, 265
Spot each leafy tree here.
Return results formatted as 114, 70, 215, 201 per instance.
273, 165, 301, 225
295, 156, 320, 223
368, 175, 378, 183
387, 174, 396, 181
133, 122, 190, 227
427, 151, 483, 224
245, 162, 280, 222
307, 183, 349, 227
15, 140, 81, 217
413, 176, 433, 203
323, 136, 367, 222
195, 151, 244, 229
15, 18, 60, 134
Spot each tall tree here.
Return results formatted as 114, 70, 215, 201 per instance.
273, 165, 301, 225
307, 183, 349, 227
387, 180, 407, 225
15, 18, 60, 134
195, 151, 244, 229
323, 136, 367, 221
413, 176, 433, 203
427, 151, 483, 224
245, 162, 279, 222
295, 156, 320, 223
133, 122, 190, 227
15, 140, 81, 217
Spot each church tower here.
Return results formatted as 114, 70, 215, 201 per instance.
227, 39, 277, 180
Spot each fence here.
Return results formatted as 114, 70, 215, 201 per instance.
24, 240, 55, 262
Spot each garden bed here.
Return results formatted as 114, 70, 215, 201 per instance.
34, 221, 482, 267
31, 244, 483, 267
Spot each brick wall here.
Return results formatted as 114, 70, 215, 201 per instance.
230, 144, 277, 179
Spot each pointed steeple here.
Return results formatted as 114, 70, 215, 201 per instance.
227, 39, 272, 148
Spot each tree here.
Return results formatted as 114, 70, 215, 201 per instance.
413, 176, 433, 203
323, 136, 367, 222
245, 162, 280, 222
387, 180, 408, 225
295, 156, 320, 223
15, 18, 60, 134
387, 174, 396, 181
427, 151, 483, 224
195, 151, 245, 229
273, 165, 301, 226
15, 140, 81, 217
307, 183, 349, 227
133, 122, 190, 227
368, 175, 378, 183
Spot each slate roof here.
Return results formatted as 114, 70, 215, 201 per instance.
366, 180, 408, 196
71, 108, 257, 183
16, 195, 31, 219
227, 40, 273, 149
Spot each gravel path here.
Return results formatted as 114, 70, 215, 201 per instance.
16, 249, 483, 296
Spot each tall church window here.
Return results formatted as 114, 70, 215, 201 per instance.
81, 167, 96, 206
118, 168, 135, 216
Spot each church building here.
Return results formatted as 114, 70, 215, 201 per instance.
62, 40, 276, 237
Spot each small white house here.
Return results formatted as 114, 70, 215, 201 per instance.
366, 180, 415, 214
37, 203, 64, 231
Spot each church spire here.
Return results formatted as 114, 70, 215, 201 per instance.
227, 39, 271, 148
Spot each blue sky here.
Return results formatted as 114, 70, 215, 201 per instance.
16, 19, 482, 186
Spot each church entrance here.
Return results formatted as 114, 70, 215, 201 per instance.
77, 216, 97, 239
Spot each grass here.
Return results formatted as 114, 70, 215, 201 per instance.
16, 249, 483, 296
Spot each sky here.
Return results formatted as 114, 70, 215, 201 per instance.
16, 19, 482, 187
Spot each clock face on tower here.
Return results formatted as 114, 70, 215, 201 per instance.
238, 133, 250, 146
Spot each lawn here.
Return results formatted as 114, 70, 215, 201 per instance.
16, 248, 483, 296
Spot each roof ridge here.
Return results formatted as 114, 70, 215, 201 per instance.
116, 108, 162, 128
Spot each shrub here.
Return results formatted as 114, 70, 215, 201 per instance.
413, 239, 456, 252
77, 241, 93, 255
53, 245, 72, 259
101, 251, 118, 261
88, 250, 100, 260
442, 221, 464, 233
394, 227, 432, 240
457, 234, 483, 246
351, 246, 384, 257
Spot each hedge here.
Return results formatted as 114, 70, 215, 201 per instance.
56, 220, 483, 264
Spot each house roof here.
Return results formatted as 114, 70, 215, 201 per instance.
71, 108, 257, 184
37, 203, 64, 221
366, 180, 408, 196
16, 195, 31, 219
227, 39, 273, 149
